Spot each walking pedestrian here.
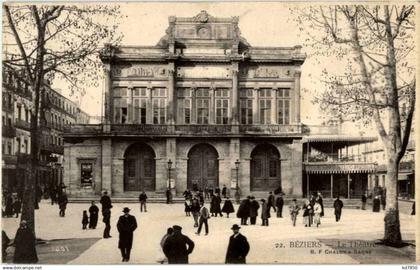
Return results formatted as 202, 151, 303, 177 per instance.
361, 193, 367, 210
221, 197, 235, 218
313, 200, 322, 227
13, 220, 38, 264
237, 196, 251, 225
249, 196, 260, 225
215, 186, 221, 196
373, 195, 380, 212
58, 192, 68, 217
50, 187, 57, 205
117, 207, 138, 262
196, 203, 210, 235
166, 188, 172, 204
12, 198, 21, 218
82, 210, 89, 230
88, 201, 99, 229
333, 196, 344, 222
267, 192, 276, 213
184, 198, 191, 216
260, 199, 270, 226
100, 191, 113, 213
380, 194, 386, 211
289, 199, 300, 227
163, 225, 195, 264
316, 191, 324, 217
210, 194, 223, 217
302, 200, 312, 227
225, 224, 250, 264
190, 197, 200, 227
139, 191, 148, 212
102, 208, 112, 238
5, 194, 13, 217
275, 194, 284, 218
222, 185, 227, 198
157, 227, 173, 264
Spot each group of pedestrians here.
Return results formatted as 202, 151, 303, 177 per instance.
81, 201, 99, 230
236, 193, 284, 226
2, 193, 21, 218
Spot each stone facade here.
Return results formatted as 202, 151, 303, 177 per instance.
63, 11, 307, 198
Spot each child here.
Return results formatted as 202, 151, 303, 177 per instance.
302, 200, 312, 227
82, 210, 89, 229
289, 199, 300, 227
184, 199, 191, 216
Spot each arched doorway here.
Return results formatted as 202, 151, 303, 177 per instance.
124, 143, 156, 191
251, 144, 281, 191
187, 144, 219, 191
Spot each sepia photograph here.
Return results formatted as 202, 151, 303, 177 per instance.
1, 1, 418, 266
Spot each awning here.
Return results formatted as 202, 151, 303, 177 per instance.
304, 162, 376, 174
398, 173, 414, 181
303, 135, 377, 143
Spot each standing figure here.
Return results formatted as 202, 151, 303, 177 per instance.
5, 194, 13, 217
249, 196, 260, 225
333, 196, 344, 222
237, 196, 251, 225
221, 197, 235, 218
196, 203, 210, 235
215, 186, 221, 196
267, 192, 276, 213
411, 201, 415, 215
225, 224, 250, 264
204, 186, 210, 200
58, 192, 68, 217
102, 208, 112, 238
361, 194, 367, 210
166, 188, 172, 204
13, 220, 38, 264
313, 200, 322, 227
117, 207, 138, 262
184, 199, 191, 216
190, 197, 200, 227
372, 196, 381, 212
89, 201, 99, 229
100, 191, 113, 213
163, 225, 195, 264
139, 191, 148, 212
275, 194, 284, 218
302, 200, 312, 227
183, 189, 192, 200
50, 187, 57, 205
12, 198, 21, 218
380, 193, 386, 211
316, 192, 324, 217
158, 227, 173, 264
289, 199, 300, 227
260, 199, 270, 226
210, 194, 222, 217
221, 185, 227, 198
82, 210, 89, 230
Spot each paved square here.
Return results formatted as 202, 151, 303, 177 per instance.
2, 201, 416, 264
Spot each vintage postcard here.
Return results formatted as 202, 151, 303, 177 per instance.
1, 1, 418, 266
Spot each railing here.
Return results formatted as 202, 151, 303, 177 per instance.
239, 124, 301, 134
15, 119, 31, 131
2, 125, 16, 137
304, 162, 377, 174
305, 153, 364, 163
175, 125, 232, 135
40, 144, 64, 155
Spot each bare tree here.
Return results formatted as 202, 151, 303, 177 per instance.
3, 3, 122, 258
292, 5, 415, 246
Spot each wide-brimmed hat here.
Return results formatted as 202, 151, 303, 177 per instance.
122, 207, 130, 213
231, 224, 241, 230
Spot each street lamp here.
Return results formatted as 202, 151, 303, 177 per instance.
167, 159, 173, 203
234, 159, 241, 204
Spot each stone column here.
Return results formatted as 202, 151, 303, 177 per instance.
127, 86, 133, 123
101, 139, 112, 195
272, 88, 278, 124
146, 87, 152, 124
103, 64, 112, 132
167, 63, 176, 125
209, 87, 215, 124
291, 139, 303, 197
229, 139, 242, 201
166, 138, 177, 195
294, 69, 301, 124
231, 62, 239, 125
253, 87, 259, 124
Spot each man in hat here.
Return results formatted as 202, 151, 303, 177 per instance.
225, 224, 250, 264
117, 207, 138, 262
163, 225, 195, 264
13, 220, 38, 263
196, 202, 210, 235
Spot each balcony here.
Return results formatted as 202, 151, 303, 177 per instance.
304, 162, 377, 174
63, 123, 303, 137
304, 153, 364, 163
40, 143, 64, 155
15, 119, 31, 131
2, 125, 16, 138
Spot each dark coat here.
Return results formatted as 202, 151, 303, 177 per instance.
190, 200, 200, 213
302, 204, 312, 217
117, 214, 138, 249
12, 200, 21, 214
222, 199, 235, 214
275, 196, 284, 208
373, 198, 381, 212
222, 187, 227, 196
82, 213, 89, 225
267, 194, 275, 207
139, 193, 148, 202
100, 195, 112, 211
210, 195, 222, 213
361, 195, 367, 203
317, 196, 325, 216
249, 200, 260, 218
163, 231, 195, 264
184, 201, 191, 212
58, 194, 68, 210
237, 199, 251, 218
13, 227, 38, 263
333, 199, 344, 214
225, 233, 250, 264
261, 202, 270, 219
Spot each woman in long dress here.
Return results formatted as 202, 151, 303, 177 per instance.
221, 198, 235, 218
313, 200, 322, 227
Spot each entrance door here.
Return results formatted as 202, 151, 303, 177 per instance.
124, 143, 155, 191
187, 144, 219, 190
251, 144, 281, 191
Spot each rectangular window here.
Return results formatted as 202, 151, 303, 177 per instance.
277, 88, 291, 125
24, 139, 28, 154
196, 98, 209, 124
153, 99, 166, 124
259, 99, 271, 124
215, 99, 229, 124
240, 99, 253, 124
16, 138, 21, 153
177, 98, 191, 124
133, 98, 147, 124
81, 163, 93, 185
7, 142, 12, 155
17, 105, 22, 120
114, 98, 128, 123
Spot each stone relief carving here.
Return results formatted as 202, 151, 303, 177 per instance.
239, 66, 293, 79
112, 65, 167, 78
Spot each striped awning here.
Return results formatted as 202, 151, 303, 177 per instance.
303, 136, 377, 143
304, 162, 376, 174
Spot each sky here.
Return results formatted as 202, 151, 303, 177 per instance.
46, 2, 378, 132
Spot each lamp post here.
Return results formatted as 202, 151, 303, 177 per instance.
234, 159, 241, 204
167, 159, 173, 203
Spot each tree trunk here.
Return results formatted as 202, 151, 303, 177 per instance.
383, 157, 402, 246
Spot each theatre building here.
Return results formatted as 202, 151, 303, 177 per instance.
63, 11, 308, 198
